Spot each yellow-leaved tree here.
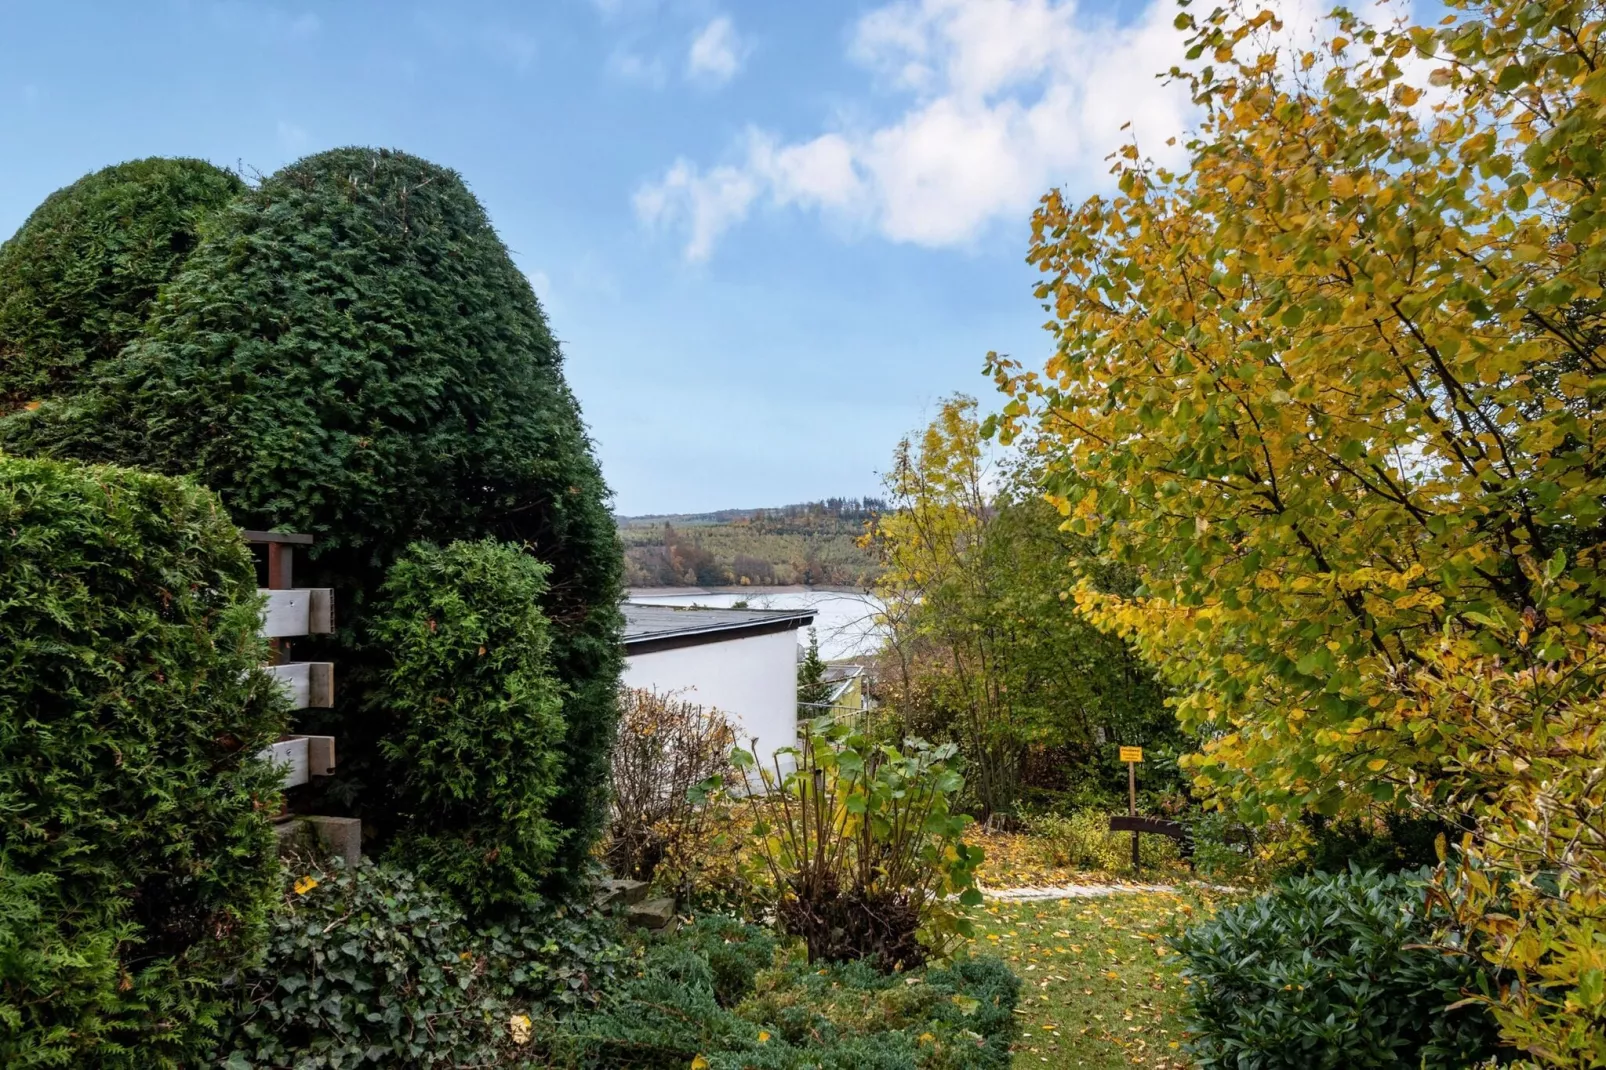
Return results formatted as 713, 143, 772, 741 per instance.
990, 0, 1606, 1061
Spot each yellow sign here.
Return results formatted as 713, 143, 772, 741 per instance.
1119, 746, 1144, 763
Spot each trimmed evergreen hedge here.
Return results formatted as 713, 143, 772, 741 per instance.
0, 157, 241, 408
0, 452, 288, 1069
367, 539, 567, 918
5, 146, 623, 891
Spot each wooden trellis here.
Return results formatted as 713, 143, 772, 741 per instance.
245, 530, 359, 862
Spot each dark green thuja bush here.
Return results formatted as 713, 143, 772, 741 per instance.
0, 453, 288, 1068
5, 146, 623, 890
0, 157, 241, 408
367, 539, 566, 917
1170, 867, 1504, 1069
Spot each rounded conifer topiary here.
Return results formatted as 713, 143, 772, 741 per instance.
4, 146, 623, 890
0, 157, 242, 409
0, 452, 288, 1068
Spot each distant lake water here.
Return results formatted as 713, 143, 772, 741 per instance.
625, 586, 887, 661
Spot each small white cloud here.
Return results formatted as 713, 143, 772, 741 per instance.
687, 15, 744, 84
608, 48, 668, 88
634, 155, 763, 262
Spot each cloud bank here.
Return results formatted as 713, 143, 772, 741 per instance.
636, 0, 1194, 260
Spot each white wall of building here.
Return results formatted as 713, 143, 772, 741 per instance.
621, 628, 799, 767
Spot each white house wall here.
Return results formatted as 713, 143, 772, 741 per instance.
621, 629, 799, 767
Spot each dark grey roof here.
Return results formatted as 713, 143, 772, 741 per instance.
621, 602, 817, 648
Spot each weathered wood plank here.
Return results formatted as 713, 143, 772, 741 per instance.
258, 589, 334, 637
263, 736, 309, 788
242, 530, 314, 545
1107, 815, 1188, 841
308, 587, 334, 634
262, 662, 334, 708
259, 734, 338, 789
305, 735, 336, 777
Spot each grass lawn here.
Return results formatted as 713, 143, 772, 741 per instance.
971, 889, 1224, 1069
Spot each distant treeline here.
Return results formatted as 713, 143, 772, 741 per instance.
618, 499, 885, 587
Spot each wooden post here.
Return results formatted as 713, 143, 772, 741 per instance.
1119, 746, 1144, 870
264, 540, 293, 662
1129, 761, 1138, 869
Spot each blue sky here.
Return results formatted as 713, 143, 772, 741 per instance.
0, 0, 1206, 515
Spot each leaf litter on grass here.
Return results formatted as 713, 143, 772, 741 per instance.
967, 887, 1224, 1069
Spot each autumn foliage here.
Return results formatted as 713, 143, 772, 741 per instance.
991, 0, 1606, 1060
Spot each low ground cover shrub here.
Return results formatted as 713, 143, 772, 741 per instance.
219, 860, 509, 1069
1170, 867, 1503, 1069
544, 915, 1019, 1070
0, 453, 287, 1069
218, 857, 630, 1069
733, 717, 983, 971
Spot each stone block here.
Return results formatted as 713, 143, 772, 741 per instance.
274, 815, 361, 867
594, 878, 650, 908
626, 897, 678, 931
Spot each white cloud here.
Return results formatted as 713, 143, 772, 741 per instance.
636, 0, 1424, 260
638, 0, 1193, 259
608, 48, 669, 87
687, 15, 745, 84
634, 156, 763, 262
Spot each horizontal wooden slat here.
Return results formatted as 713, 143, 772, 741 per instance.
259, 734, 338, 789
242, 530, 314, 545
1107, 815, 1188, 841
263, 736, 309, 788
259, 589, 334, 637
262, 662, 335, 708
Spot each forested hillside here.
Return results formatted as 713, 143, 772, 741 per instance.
619, 498, 883, 587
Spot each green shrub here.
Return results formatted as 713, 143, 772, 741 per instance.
4, 146, 624, 892
671, 914, 779, 1007
475, 888, 633, 1015
544, 918, 1019, 1070
1170, 867, 1503, 1069
220, 859, 508, 1069
219, 857, 631, 1069
1296, 809, 1456, 876
0, 452, 287, 1068
0, 157, 242, 407
733, 717, 984, 971
366, 539, 566, 918
1033, 810, 1180, 874
734, 955, 1019, 1070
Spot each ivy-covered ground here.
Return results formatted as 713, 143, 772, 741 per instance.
972, 884, 1225, 1069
